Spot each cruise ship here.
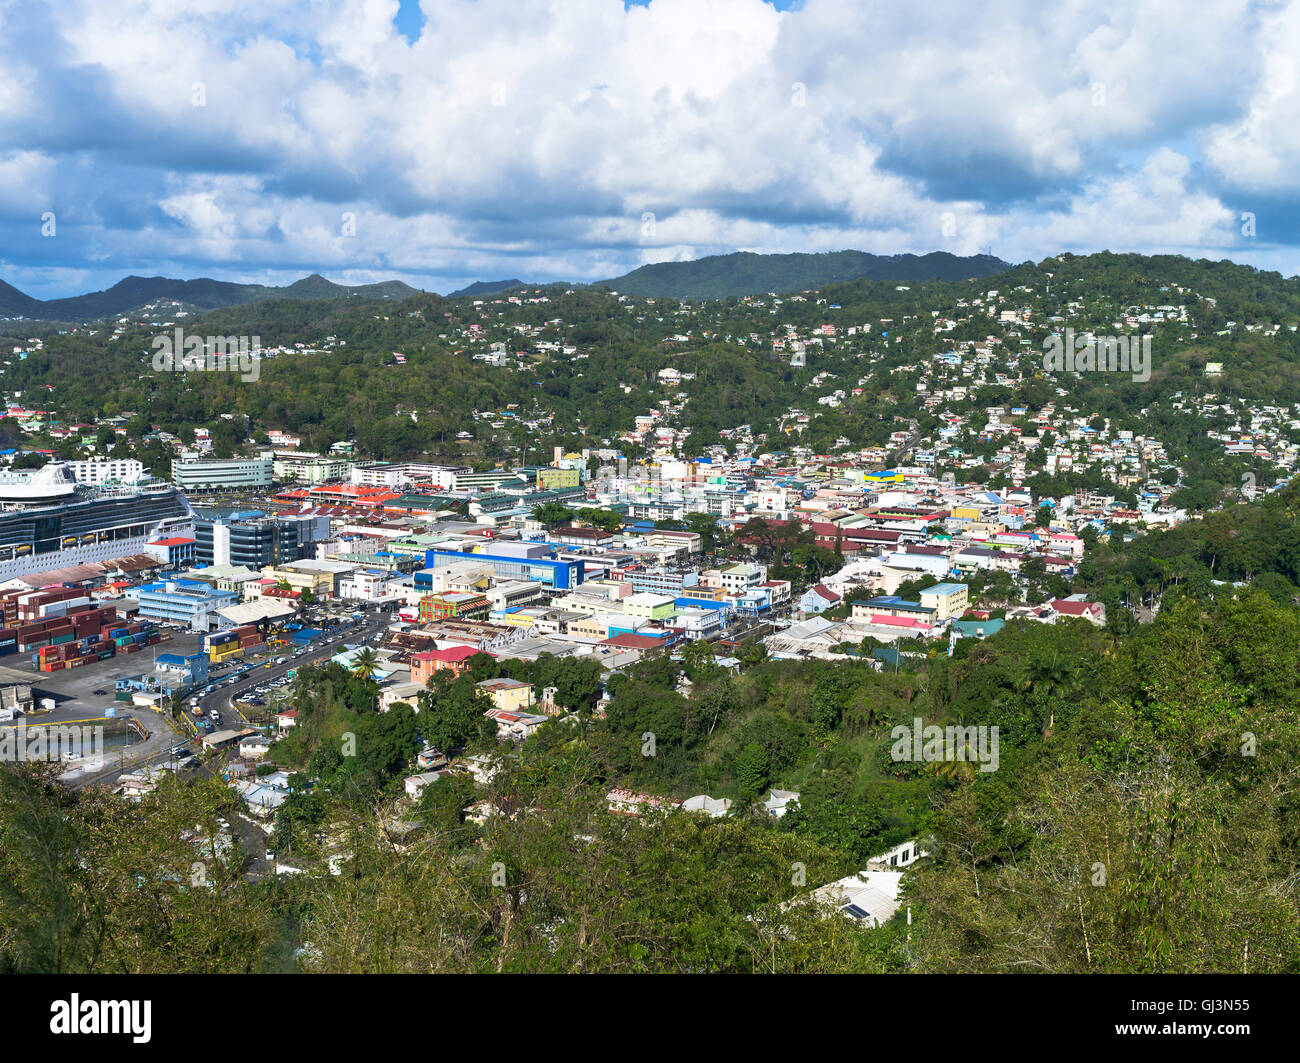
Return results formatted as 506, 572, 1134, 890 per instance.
0, 463, 196, 581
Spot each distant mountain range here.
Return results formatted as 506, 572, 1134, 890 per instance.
0, 273, 423, 322
445, 278, 528, 298
595, 250, 1012, 299
0, 250, 1013, 322
445, 250, 1012, 302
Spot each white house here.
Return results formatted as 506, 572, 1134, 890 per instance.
762, 788, 800, 818
681, 794, 733, 817
404, 771, 442, 800
238, 735, 271, 759
810, 870, 903, 927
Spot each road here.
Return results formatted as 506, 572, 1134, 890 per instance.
887, 419, 922, 466
67, 605, 396, 789
61, 705, 180, 790
191, 605, 395, 727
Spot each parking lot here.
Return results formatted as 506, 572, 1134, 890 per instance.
184, 604, 395, 732
0, 630, 209, 725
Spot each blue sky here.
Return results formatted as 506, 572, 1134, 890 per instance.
1, 0, 1298, 299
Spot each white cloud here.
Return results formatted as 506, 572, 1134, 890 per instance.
0, 0, 1296, 294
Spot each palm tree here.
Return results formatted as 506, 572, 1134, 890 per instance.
927, 758, 977, 783
350, 646, 379, 681
1025, 650, 1075, 737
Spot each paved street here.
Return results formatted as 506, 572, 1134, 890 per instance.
34, 605, 396, 791
190, 605, 396, 727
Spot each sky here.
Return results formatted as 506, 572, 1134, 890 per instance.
3, 0, 1300, 299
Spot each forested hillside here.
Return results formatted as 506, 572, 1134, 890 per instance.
4, 487, 1299, 972
0, 273, 421, 322
8, 253, 1300, 502
597, 250, 1011, 299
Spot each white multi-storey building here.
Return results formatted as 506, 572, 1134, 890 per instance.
172, 458, 273, 492
67, 458, 146, 484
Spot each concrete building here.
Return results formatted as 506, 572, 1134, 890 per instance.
271, 452, 355, 484
67, 458, 146, 484
260, 559, 355, 599
172, 458, 273, 492
421, 547, 583, 591
851, 595, 937, 624
476, 677, 535, 712
918, 582, 969, 622
135, 578, 238, 630
623, 592, 676, 621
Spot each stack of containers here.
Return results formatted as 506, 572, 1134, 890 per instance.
9, 590, 156, 667
233, 624, 264, 654
37, 641, 81, 671
205, 630, 242, 663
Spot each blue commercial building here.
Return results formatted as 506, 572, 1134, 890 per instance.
136, 578, 238, 631
420, 547, 583, 591
673, 596, 733, 622
115, 651, 210, 698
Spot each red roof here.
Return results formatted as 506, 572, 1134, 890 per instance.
865, 614, 932, 629
151, 537, 196, 546
1050, 599, 1101, 617
602, 633, 669, 649
413, 645, 484, 663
